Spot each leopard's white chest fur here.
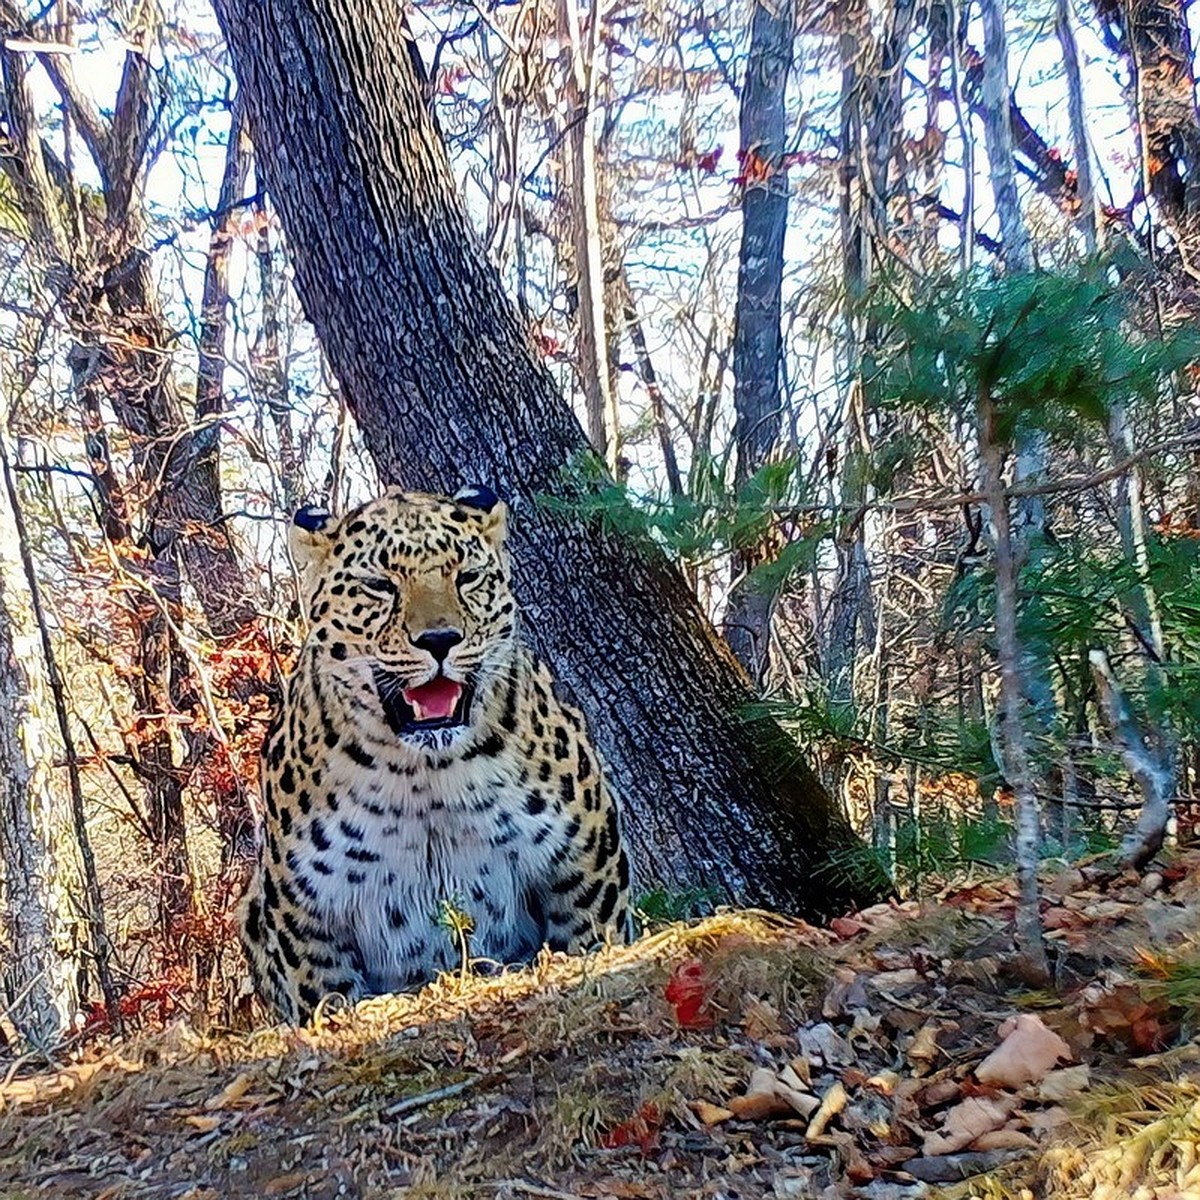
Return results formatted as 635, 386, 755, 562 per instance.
299, 754, 565, 990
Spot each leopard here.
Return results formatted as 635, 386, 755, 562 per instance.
239, 485, 631, 1023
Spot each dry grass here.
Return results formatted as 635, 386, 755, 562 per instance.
4, 864, 1200, 1199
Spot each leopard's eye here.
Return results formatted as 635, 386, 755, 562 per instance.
358, 576, 397, 595
457, 568, 483, 588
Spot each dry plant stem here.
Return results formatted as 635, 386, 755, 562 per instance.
1089, 649, 1175, 869
976, 384, 1050, 985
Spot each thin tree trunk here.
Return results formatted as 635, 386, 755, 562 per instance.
252, 201, 303, 512
1098, 406, 1176, 866
620, 273, 683, 498
977, 382, 1050, 984
214, 0, 890, 917
978, 0, 1032, 272
0, 426, 117, 1042
827, 4, 873, 721
724, 0, 796, 685
558, 0, 618, 470
977, 0, 1059, 770
0, 488, 77, 1048
1090, 649, 1175, 868
1055, 0, 1097, 253
826, 0, 913, 720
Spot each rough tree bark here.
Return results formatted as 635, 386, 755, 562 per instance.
0, 490, 78, 1047
1096, 0, 1200, 264
213, 0, 889, 917
723, 0, 795, 686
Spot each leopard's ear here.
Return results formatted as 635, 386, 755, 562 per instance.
289, 505, 339, 604
454, 484, 507, 549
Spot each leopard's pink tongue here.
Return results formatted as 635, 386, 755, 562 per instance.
403, 677, 463, 722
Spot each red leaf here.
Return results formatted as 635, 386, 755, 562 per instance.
600, 1102, 662, 1153
665, 958, 713, 1029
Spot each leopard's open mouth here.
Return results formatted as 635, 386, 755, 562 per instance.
373, 667, 475, 737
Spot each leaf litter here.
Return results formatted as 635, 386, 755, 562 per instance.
4, 851, 1200, 1198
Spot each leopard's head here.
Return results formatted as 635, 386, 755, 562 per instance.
290, 485, 517, 753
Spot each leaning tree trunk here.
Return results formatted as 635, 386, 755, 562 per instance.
213, 0, 889, 917
723, 0, 795, 686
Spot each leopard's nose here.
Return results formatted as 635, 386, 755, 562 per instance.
411, 628, 464, 663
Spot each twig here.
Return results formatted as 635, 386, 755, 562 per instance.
381, 1074, 491, 1118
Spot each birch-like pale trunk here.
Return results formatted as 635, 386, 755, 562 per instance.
977, 383, 1050, 984
0, 444, 82, 1046
1055, 0, 1097, 253
1096, 407, 1177, 867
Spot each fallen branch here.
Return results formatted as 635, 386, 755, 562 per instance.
381, 1073, 493, 1118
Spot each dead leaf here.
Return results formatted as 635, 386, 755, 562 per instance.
1079, 978, 1168, 1052
866, 1069, 900, 1095
778, 1062, 807, 1092
727, 1067, 819, 1121
264, 1173, 319, 1196
906, 1023, 941, 1074
822, 967, 870, 1018
787, 1055, 812, 1087
830, 916, 868, 939
1035, 1064, 1090, 1102
805, 1081, 848, 1138
204, 1071, 254, 1111
975, 1014, 1072, 1088
797, 1022, 853, 1068
922, 1095, 1016, 1156
1030, 1105, 1072, 1135
970, 1127, 1037, 1151
184, 1114, 222, 1133
742, 998, 787, 1045
692, 1100, 734, 1126
917, 1076, 961, 1108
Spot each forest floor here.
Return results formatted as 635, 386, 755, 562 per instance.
3, 852, 1200, 1200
